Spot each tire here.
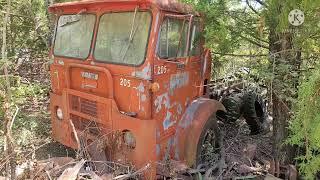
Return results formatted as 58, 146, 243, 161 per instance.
241, 91, 267, 135
221, 94, 243, 123
195, 114, 220, 170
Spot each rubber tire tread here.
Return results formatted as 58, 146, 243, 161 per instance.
195, 113, 220, 166
221, 95, 242, 123
242, 92, 266, 135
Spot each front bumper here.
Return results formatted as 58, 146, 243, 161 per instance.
50, 91, 157, 178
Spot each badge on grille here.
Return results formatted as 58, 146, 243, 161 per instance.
81, 72, 99, 80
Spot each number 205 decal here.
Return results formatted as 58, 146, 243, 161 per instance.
120, 78, 131, 87
155, 65, 168, 75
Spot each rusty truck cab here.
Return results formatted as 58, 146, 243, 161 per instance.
49, 0, 225, 178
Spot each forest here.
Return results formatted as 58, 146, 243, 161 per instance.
0, 0, 320, 179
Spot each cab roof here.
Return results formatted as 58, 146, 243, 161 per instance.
49, 0, 195, 14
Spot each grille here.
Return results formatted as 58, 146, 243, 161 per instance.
70, 95, 98, 118
71, 115, 102, 136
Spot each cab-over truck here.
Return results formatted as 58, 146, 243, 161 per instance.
49, 0, 226, 178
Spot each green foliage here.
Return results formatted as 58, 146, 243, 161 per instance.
0, 0, 51, 57
185, 1, 319, 177
190, 0, 266, 52
287, 66, 320, 178
0, 72, 50, 147
182, 0, 269, 77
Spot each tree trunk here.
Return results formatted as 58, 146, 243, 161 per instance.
269, 22, 298, 169
46, 0, 55, 47
2, 0, 15, 179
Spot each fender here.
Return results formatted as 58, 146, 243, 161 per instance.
174, 97, 226, 166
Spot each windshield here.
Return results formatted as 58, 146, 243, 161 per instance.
54, 14, 95, 59
94, 12, 152, 66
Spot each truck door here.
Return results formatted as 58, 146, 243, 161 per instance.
153, 14, 201, 160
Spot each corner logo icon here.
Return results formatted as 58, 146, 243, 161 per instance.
289, 9, 304, 26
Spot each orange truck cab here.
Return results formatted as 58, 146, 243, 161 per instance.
49, 0, 225, 178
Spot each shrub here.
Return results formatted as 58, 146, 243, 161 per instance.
287, 67, 320, 179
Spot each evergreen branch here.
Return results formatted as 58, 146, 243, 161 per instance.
238, 34, 269, 49
212, 52, 267, 57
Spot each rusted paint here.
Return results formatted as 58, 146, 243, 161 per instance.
174, 98, 226, 166
156, 144, 161, 156
169, 72, 189, 94
154, 93, 170, 113
178, 99, 203, 128
154, 12, 160, 33
163, 111, 175, 130
135, 82, 147, 110
131, 63, 152, 80
49, 0, 218, 179
49, 0, 196, 15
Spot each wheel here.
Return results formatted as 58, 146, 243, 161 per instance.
221, 94, 243, 122
241, 91, 267, 135
195, 114, 220, 174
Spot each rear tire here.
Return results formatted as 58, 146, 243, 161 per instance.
242, 92, 267, 135
221, 94, 242, 123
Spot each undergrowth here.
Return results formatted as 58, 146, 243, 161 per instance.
0, 79, 50, 152
287, 67, 320, 179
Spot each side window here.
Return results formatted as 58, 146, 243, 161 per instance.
158, 17, 188, 59
190, 21, 202, 56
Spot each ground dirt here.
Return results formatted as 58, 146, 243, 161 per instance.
219, 119, 273, 178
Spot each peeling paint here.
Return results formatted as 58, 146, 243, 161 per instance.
169, 72, 189, 94
156, 144, 161, 156
174, 99, 205, 161
134, 82, 147, 111
154, 93, 170, 113
163, 112, 175, 130
136, 82, 145, 93
131, 63, 151, 80
177, 104, 182, 115
154, 13, 160, 33
141, 94, 147, 102
178, 98, 207, 129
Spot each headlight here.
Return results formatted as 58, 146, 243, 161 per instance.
56, 107, 63, 120
123, 131, 136, 149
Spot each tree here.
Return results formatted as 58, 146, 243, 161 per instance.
184, 0, 320, 177
1, 0, 16, 178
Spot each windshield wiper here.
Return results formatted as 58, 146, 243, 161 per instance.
60, 19, 80, 27
121, 7, 139, 62
59, 9, 87, 27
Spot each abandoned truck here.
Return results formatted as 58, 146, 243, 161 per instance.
48, 0, 265, 178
